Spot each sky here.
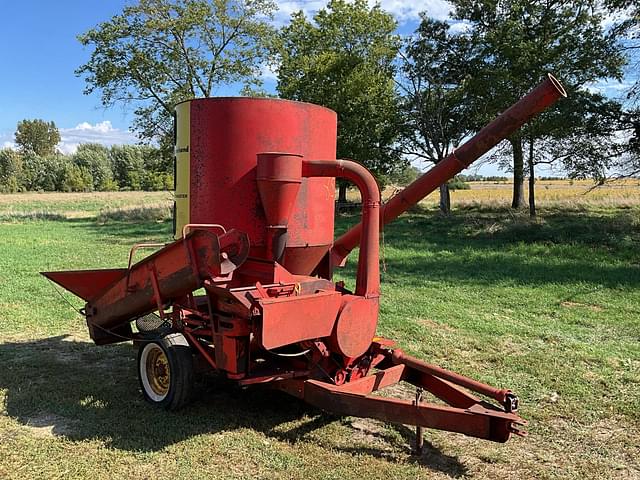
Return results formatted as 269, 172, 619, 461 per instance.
0, 0, 452, 156
0, 0, 632, 175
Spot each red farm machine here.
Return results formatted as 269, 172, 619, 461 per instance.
44, 74, 566, 447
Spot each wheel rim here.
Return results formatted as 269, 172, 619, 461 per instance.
141, 343, 170, 401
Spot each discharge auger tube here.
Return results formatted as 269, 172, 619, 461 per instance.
330, 74, 567, 268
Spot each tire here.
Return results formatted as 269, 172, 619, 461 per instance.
137, 333, 194, 410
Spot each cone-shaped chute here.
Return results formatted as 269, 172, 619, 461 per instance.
41, 269, 128, 301
256, 152, 303, 227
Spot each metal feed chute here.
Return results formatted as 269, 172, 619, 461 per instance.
43, 74, 566, 446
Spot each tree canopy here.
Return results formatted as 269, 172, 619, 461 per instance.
450, 0, 627, 213
275, 0, 404, 194
77, 0, 277, 143
398, 16, 480, 212
14, 119, 61, 156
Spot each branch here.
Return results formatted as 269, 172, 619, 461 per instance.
130, 64, 172, 113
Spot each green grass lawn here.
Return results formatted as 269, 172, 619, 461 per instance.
0, 194, 638, 479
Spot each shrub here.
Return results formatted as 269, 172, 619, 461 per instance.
60, 163, 93, 192
0, 149, 23, 192
448, 176, 470, 190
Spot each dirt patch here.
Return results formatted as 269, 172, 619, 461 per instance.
379, 381, 414, 399
23, 413, 76, 438
347, 418, 402, 453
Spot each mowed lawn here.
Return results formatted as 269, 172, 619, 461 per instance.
0, 188, 639, 479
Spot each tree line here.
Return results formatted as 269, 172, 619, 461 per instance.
12, 0, 640, 216
0, 119, 171, 193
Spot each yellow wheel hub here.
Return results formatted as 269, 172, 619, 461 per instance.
145, 346, 170, 397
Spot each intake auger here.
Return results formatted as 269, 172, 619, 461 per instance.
44, 74, 566, 446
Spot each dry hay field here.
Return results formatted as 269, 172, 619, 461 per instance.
395, 178, 640, 209
0, 178, 638, 219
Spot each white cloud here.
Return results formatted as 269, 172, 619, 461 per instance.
273, 0, 452, 25
72, 120, 116, 133
273, 0, 327, 25
260, 62, 279, 82
58, 121, 139, 154
0, 122, 139, 155
57, 142, 81, 155
582, 80, 633, 96
448, 20, 471, 34
377, 0, 451, 22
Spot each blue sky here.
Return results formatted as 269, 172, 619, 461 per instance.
0, 0, 632, 175
0, 0, 452, 154
0, 1, 139, 151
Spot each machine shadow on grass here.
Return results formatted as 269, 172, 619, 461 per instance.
74, 217, 174, 245
0, 335, 467, 477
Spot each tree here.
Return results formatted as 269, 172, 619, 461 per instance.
530, 92, 624, 201
73, 144, 116, 191
275, 0, 404, 201
77, 0, 276, 144
21, 154, 65, 191
486, 91, 625, 214
60, 162, 94, 192
14, 119, 60, 156
387, 164, 421, 186
607, 0, 639, 100
399, 16, 478, 214
606, 0, 640, 174
452, 0, 626, 214
109, 144, 145, 189
0, 149, 23, 193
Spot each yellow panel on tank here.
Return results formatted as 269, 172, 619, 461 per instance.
174, 101, 191, 238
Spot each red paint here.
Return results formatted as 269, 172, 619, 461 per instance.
42, 268, 127, 301
43, 75, 566, 445
188, 98, 337, 274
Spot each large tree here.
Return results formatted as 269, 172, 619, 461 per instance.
275, 0, 403, 201
399, 16, 479, 214
73, 143, 115, 191
486, 90, 625, 215
607, 0, 639, 100
606, 0, 640, 174
14, 119, 60, 156
0, 149, 23, 193
452, 0, 626, 212
77, 0, 276, 144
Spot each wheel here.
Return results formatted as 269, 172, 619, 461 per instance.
138, 333, 194, 410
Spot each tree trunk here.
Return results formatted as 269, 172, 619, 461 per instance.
439, 183, 451, 215
338, 182, 347, 203
510, 137, 525, 209
528, 137, 536, 218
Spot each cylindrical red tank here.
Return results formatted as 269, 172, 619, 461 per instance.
175, 98, 337, 275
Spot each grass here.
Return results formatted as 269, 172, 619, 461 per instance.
0, 187, 639, 479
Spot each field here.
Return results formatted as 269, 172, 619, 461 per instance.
0, 181, 639, 479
